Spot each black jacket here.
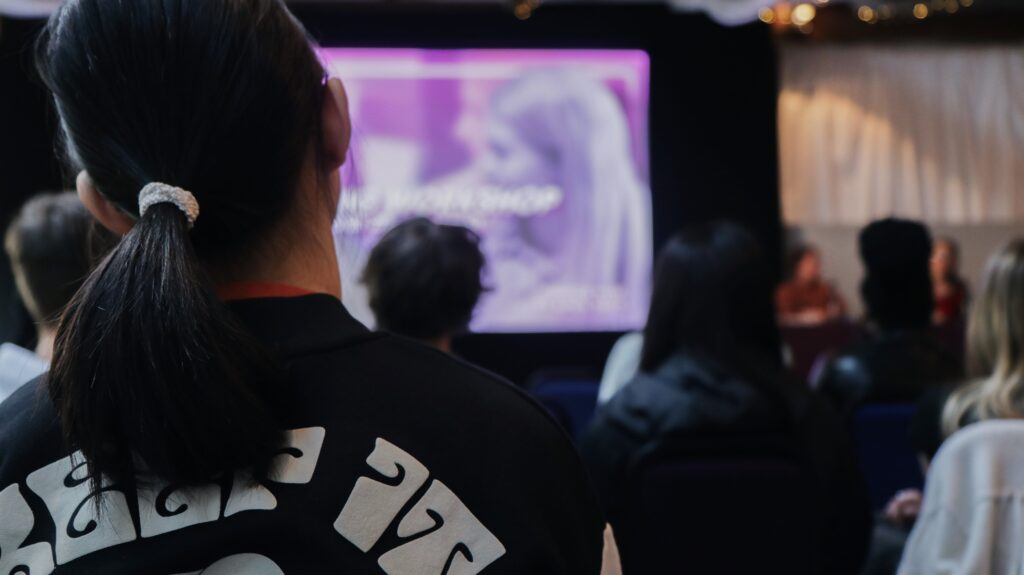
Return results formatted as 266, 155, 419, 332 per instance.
816, 329, 963, 418
581, 350, 871, 574
0, 294, 605, 574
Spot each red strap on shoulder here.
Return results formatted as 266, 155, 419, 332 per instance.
217, 282, 317, 301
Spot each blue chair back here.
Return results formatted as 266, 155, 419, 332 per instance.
528, 377, 599, 442
853, 403, 924, 509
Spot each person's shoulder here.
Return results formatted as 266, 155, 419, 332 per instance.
0, 376, 52, 437
829, 342, 872, 370
605, 332, 644, 369
0, 342, 43, 366
365, 333, 512, 385
351, 334, 607, 537
594, 352, 714, 431
830, 332, 885, 368
341, 333, 572, 436
0, 343, 48, 402
815, 345, 873, 406
611, 331, 644, 353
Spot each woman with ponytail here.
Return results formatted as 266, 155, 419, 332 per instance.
0, 1, 608, 573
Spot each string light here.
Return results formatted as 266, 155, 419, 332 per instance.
513, 0, 538, 20
792, 3, 817, 25
775, 4, 793, 25
762, 0, 972, 32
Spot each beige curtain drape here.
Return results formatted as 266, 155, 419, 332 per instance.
780, 43, 1024, 225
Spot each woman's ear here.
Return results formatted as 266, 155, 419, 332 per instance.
77, 171, 135, 236
322, 77, 351, 170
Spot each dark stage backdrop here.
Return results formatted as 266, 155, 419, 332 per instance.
0, 5, 781, 384
0, 17, 60, 347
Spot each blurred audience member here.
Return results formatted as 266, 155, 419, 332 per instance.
860, 384, 954, 575
930, 236, 968, 325
363, 217, 486, 352
776, 245, 847, 326
816, 219, 961, 417
582, 221, 871, 575
896, 240, 1024, 573
599, 242, 845, 405
0, 347, 45, 406
0, 192, 113, 402
596, 331, 643, 405
898, 420, 1024, 575
940, 238, 1024, 434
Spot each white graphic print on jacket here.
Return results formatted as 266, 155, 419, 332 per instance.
0, 432, 506, 575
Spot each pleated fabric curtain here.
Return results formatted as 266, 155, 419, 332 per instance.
779, 43, 1024, 225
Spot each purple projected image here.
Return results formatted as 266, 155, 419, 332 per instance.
325, 49, 652, 333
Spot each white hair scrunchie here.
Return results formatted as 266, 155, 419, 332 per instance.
138, 182, 200, 228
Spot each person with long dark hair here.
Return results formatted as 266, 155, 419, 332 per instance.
581, 221, 871, 574
0, 1, 610, 572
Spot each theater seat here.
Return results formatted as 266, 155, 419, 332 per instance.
617, 436, 818, 575
526, 373, 599, 442
852, 403, 924, 509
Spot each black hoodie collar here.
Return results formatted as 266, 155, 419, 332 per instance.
227, 294, 382, 360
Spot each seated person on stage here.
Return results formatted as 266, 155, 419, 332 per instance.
776, 244, 847, 326
930, 236, 969, 325
582, 221, 871, 575
898, 239, 1024, 573
362, 217, 486, 353
0, 191, 113, 402
816, 219, 961, 417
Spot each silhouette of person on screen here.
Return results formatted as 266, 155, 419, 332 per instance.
476, 69, 651, 330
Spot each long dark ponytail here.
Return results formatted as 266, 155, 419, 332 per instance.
36, 0, 327, 487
